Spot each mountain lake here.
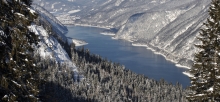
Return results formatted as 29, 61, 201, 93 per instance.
65, 25, 190, 88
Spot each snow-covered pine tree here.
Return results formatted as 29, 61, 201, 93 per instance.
0, 0, 40, 101
187, 0, 220, 101
22, 0, 33, 6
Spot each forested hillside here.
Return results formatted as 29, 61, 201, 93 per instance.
0, 0, 191, 102
33, 0, 211, 68
0, 0, 40, 101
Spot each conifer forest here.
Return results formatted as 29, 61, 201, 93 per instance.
0, 0, 220, 102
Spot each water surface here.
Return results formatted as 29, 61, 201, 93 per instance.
66, 26, 190, 88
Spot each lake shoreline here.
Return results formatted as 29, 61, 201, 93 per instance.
66, 25, 190, 87
65, 24, 192, 71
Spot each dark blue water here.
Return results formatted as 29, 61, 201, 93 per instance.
66, 26, 190, 88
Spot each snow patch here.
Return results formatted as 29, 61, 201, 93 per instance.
175, 64, 191, 69
27, 7, 36, 14
183, 71, 193, 77
12, 80, 21, 87
67, 37, 88, 46
15, 13, 25, 17
208, 87, 213, 92
100, 32, 115, 36
68, 9, 81, 14
132, 43, 148, 47
196, 94, 205, 96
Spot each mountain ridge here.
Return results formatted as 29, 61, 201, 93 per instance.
34, 0, 211, 68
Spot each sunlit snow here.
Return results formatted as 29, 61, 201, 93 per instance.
28, 25, 78, 72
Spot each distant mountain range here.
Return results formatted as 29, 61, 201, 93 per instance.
34, 0, 211, 68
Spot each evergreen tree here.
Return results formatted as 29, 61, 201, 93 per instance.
187, 0, 220, 101
0, 0, 40, 101
22, 0, 33, 6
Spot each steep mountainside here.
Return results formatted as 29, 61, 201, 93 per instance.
0, 0, 80, 101
115, 0, 210, 67
0, 1, 191, 101
33, 0, 211, 67
31, 4, 80, 79
0, 0, 41, 101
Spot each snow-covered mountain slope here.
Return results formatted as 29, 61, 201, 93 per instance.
34, 0, 167, 27
29, 24, 78, 72
33, 0, 211, 67
32, 4, 68, 42
33, 0, 85, 25
115, 0, 210, 67
28, 5, 82, 78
